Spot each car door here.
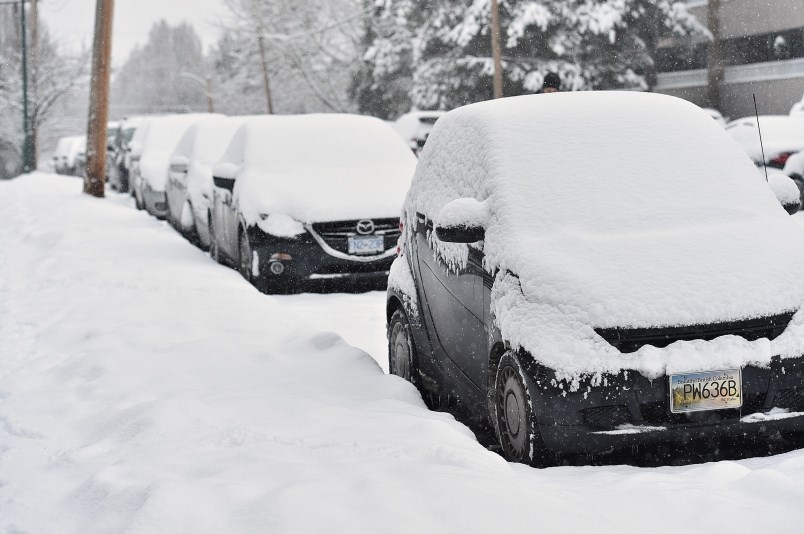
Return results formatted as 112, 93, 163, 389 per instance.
414, 212, 489, 391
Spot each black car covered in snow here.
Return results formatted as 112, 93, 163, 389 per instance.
210, 114, 417, 293
387, 92, 804, 466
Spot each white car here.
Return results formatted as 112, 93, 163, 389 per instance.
131, 113, 221, 218
393, 111, 446, 154
52, 135, 84, 176
727, 115, 804, 169
166, 116, 255, 248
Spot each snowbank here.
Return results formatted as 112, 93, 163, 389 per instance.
406, 92, 804, 381
216, 114, 417, 225
4, 174, 804, 532
139, 113, 221, 192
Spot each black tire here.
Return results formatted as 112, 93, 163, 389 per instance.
388, 308, 420, 387
209, 212, 224, 265
493, 351, 552, 467
238, 229, 253, 282
134, 182, 144, 211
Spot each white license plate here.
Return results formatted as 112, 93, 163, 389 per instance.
348, 235, 385, 255
670, 369, 742, 413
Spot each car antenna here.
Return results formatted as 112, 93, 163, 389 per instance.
753, 93, 769, 182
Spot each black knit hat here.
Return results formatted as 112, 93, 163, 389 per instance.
542, 72, 561, 91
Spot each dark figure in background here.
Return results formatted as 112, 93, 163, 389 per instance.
538, 72, 561, 94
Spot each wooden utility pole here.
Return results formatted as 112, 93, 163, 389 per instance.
706, 0, 722, 110
257, 34, 274, 114
30, 0, 38, 163
84, 0, 114, 198
490, 0, 504, 99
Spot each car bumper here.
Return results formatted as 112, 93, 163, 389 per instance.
526, 355, 804, 455
143, 186, 169, 219
249, 230, 394, 290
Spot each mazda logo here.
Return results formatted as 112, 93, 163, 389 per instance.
356, 219, 375, 235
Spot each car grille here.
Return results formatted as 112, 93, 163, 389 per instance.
595, 311, 794, 354
311, 218, 400, 256
772, 388, 804, 412
582, 405, 631, 430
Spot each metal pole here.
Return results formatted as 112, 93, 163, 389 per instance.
490, 0, 504, 99
84, 0, 114, 198
20, 0, 33, 172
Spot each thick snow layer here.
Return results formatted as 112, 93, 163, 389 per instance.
768, 171, 801, 205
388, 254, 419, 318
215, 114, 417, 226
171, 116, 255, 229
784, 151, 804, 176
139, 113, 221, 192
406, 92, 804, 380
728, 115, 804, 162
6, 174, 804, 532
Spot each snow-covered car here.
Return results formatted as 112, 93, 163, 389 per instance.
702, 107, 727, 127
52, 136, 84, 176
387, 92, 804, 466
393, 111, 446, 155
131, 113, 220, 218
727, 115, 804, 169
108, 116, 146, 192
210, 114, 417, 293
790, 94, 804, 117
166, 116, 253, 247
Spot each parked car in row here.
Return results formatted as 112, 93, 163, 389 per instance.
210, 114, 417, 293
130, 113, 220, 218
702, 107, 727, 127
393, 111, 446, 155
387, 92, 804, 466
166, 116, 253, 247
51, 135, 85, 176
727, 115, 804, 169
106, 117, 143, 192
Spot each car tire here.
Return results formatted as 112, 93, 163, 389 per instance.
238, 229, 253, 282
209, 213, 223, 265
134, 182, 144, 211
388, 308, 421, 388
493, 351, 553, 467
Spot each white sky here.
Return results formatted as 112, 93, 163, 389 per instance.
41, 0, 226, 65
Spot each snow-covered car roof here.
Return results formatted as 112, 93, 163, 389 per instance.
138, 113, 222, 191
701, 107, 727, 127
54, 136, 79, 158
727, 115, 804, 162
215, 114, 417, 224
408, 92, 804, 336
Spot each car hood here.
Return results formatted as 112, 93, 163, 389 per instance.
511, 217, 804, 329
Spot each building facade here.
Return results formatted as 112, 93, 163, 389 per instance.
657, 0, 804, 120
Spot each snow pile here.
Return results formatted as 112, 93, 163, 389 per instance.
406, 92, 804, 381
728, 116, 804, 162
139, 113, 221, 191
5, 174, 804, 531
784, 151, 804, 177
216, 114, 417, 225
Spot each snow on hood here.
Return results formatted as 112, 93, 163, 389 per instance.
219, 114, 417, 225
728, 115, 804, 162
139, 114, 222, 191
406, 92, 804, 380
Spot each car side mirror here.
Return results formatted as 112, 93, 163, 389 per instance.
768, 173, 801, 215
434, 197, 490, 243
213, 176, 235, 192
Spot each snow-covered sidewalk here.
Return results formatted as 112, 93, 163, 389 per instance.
1, 173, 804, 533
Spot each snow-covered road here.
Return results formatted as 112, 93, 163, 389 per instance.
2, 173, 804, 533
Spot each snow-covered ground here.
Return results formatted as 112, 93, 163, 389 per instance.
3, 173, 804, 532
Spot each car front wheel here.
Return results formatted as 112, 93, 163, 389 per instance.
493, 351, 552, 467
209, 212, 223, 265
238, 230, 253, 282
388, 309, 419, 387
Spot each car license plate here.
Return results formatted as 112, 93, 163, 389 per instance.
348, 235, 385, 255
669, 369, 742, 413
